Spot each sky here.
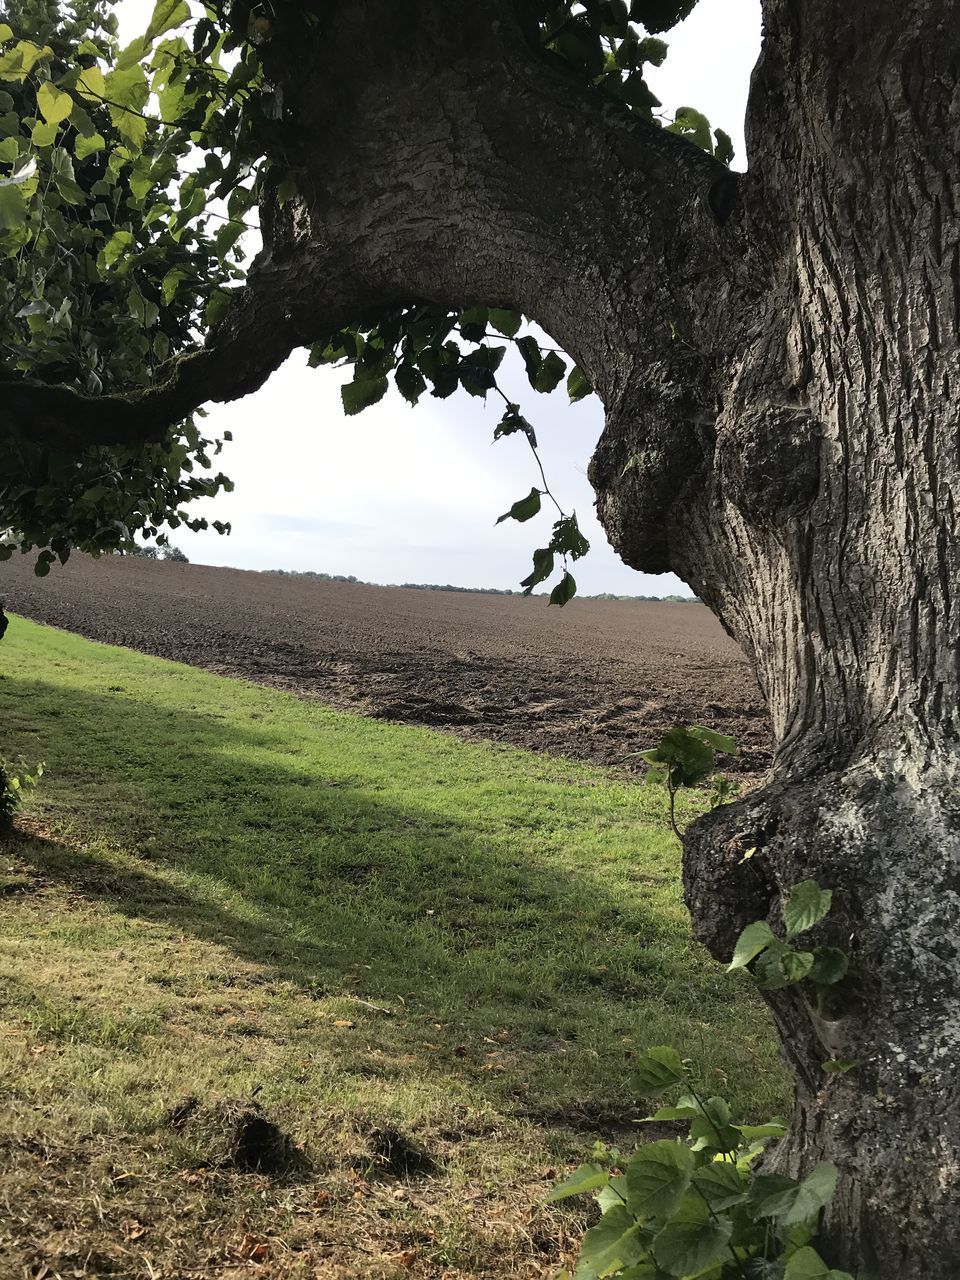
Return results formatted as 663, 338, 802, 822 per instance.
121, 0, 762, 594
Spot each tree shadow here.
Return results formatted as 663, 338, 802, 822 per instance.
2, 671, 764, 1118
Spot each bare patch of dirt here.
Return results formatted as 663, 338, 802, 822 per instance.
0, 555, 770, 772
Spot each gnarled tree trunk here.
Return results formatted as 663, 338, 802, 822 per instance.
12, 1, 959, 1272
595, 3, 960, 1272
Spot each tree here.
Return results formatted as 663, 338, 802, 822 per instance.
0, 0, 956, 1273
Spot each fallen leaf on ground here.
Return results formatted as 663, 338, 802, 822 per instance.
237, 1233, 270, 1262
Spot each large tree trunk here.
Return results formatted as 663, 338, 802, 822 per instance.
593, 2, 960, 1273
13, 1, 959, 1272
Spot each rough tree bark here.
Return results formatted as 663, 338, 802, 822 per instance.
597, 5, 960, 1273
8, 1, 959, 1273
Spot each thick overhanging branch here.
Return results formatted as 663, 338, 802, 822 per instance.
264, 0, 738, 398
1, 252, 375, 451
4, 0, 738, 459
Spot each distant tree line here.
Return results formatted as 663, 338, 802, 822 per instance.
125, 544, 189, 563
264, 568, 699, 602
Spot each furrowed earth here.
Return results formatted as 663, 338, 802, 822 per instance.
0, 555, 770, 772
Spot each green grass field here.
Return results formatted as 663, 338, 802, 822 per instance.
0, 615, 786, 1278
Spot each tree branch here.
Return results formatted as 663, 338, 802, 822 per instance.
4, 0, 740, 457
1, 251, 378, 450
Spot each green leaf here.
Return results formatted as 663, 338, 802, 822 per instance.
644, 1098, 700, 1123
784, 1245, 854, 1280
69, 100, 97, 137
75, 131, 106, 160
496, 488, 541, 525
204, 288, 233, 328
567, 365, 592, 402
100, 229, 134, 269
667, 105, 713, 152
749, 1163, 838, 1226
642, 726, 715, 786
104, 63, 149, 151
807, 947, 848, 987
0, 136, 16, 162
128, 287, 159, 328
75, 66, 106, 102
635, 1045, 684, 1096
714, 128, 734, 166
50, 146, 84, 204
727, 921, 775, 971
596, 1173, 629, 1214
547, 1162, 610, 1203
276, 173, 298, 205
689, 725, 737, 754
574, 1205, 647, 1280
465, 343, 505, 374
0, 40, 50, 82
691, 1160, 748, 1212
687, 1095, 741, 1156
551, 513, 590, 560
31, 119, 59, 147
489, 307, 521, 337
780, 949, 815, 983
735, 1122, 787, 1141
549, 571, 577, 607
784, 881, 833, 939
395, 361, 427, 405
534, 349, 567, 393
520, 547, 555, 593
617, 70, 661, 116
0, 181, 27, 229
751, 941, 797, 990
516, 334, 542, 385
37, 81, 74, 125
418, 343, 459, 398
0, 23, 12, 41
161, 267, 190, 305
214, 218, 246, 259
458, 358, 495, 397
145, 0, 190, 42
625, 1140, 694, 1220
651, 1193, 732, 1277
493, 404, 537, 446
821, 1059, 858, 1075
458, 305, 488, 341
342, 373, 389, 415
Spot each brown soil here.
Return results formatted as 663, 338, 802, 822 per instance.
0, 555, 770, 773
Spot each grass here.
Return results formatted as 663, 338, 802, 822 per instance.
0, 614, 787, 1278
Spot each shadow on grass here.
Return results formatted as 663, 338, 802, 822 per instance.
2, 672, 770, 1120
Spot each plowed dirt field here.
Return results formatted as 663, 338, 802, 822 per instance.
0, 555, 770, 772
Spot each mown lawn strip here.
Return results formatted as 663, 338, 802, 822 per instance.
0, 615, 786, 1278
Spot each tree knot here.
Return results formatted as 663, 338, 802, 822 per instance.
718, 404, 821, 524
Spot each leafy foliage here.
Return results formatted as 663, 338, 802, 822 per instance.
0, 0, 239, 570
728, 881, 849, 1006
551, 1044, 853, 1280
636, 724, 738, 839
0, 755, 44, 827
1, 0, 732, 595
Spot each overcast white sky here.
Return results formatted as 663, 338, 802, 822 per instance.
122, 0, 761, 593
